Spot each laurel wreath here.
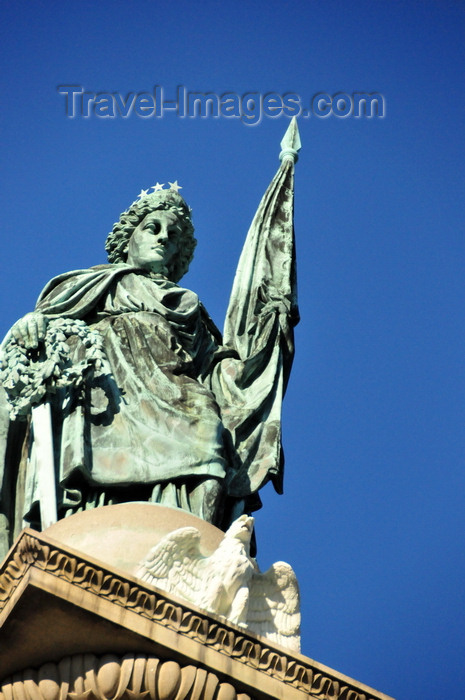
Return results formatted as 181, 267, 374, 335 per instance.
0, 318, 106, 419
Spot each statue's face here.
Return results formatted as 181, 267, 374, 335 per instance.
127, 209, 182, 275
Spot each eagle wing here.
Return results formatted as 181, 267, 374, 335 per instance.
134, 526, 207, 605
247, 561, 301, 652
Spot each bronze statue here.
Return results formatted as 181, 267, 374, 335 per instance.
0, 120, 300, 556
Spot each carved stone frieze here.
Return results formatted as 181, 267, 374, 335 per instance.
0, 653, 253, 700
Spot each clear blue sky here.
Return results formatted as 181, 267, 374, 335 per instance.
1, 2, 465, 698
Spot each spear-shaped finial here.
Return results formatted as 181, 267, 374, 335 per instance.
279, 116, 301, 164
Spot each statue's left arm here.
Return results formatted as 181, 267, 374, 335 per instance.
210, 119, 301, 505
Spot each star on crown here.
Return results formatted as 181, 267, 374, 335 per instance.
135, 181, 183, 203
147, 181, 182, 193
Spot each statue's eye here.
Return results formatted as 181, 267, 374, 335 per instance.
145, 222, 161, 234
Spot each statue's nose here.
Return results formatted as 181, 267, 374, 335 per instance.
158, 226, 169, 241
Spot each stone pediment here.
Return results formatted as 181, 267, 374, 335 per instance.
0, 526, 393, 700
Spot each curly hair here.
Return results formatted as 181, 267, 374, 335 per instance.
105, 192, 196, 283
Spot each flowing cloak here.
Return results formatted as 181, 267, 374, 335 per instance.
0, 265, 230, 533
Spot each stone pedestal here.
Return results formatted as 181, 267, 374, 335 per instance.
0, 505, 394, 700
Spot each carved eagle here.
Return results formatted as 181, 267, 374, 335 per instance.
134, 515, 301, 652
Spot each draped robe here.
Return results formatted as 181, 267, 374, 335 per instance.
36, 265, 228, 488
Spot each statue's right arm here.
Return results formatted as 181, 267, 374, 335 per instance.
5, 312, 48, 350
